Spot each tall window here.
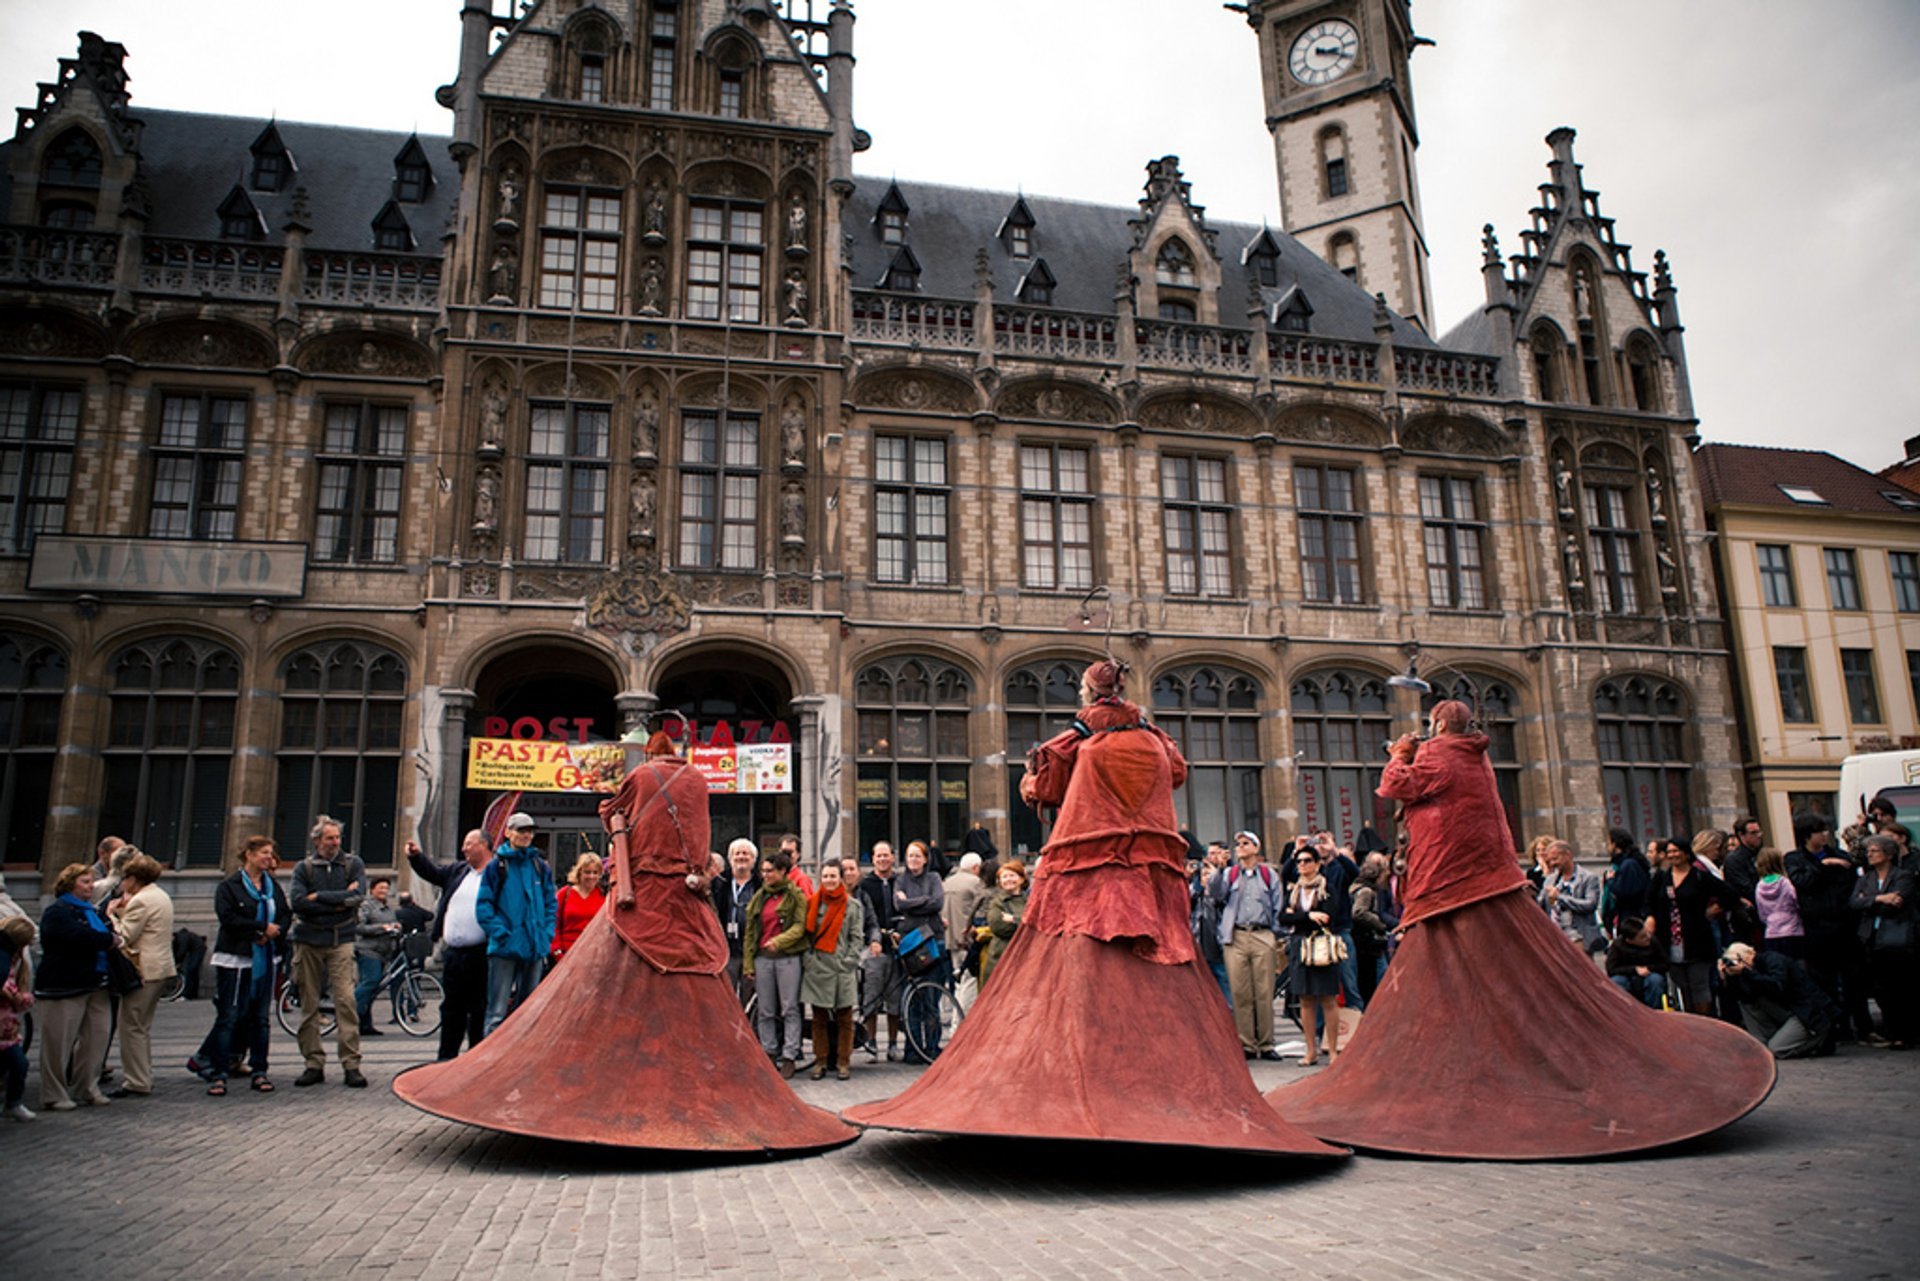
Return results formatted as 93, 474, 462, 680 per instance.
0, 382, 79, 554
314, 401, 406, 564
1319, 128, 1350, 198
578, 56, 605, 103
1891, 551, 1920, 613
1419, 475, 1488, 609
1153, 665, 1263, 842
1530, 326, 1565, 401
1424, 677, 1523, 849
678, 410, 758, 570
1595, 676, 1692, 846
1161, 454, 1233, 597
1774, 646, 1814, 723
1824, 548, 1862, 611
686, 200, 763, 322
1296, 463, 1365, 604
538, 186, 621, 311
525, 403, 609, 563
100, 638, 239, 867
150, 392, 246, 540
1155, 239, 1196, 287
1291, 671, 1393, 847
718, 69, 744, 118
1841, 649, 1882, 723
855, 658, 971, 861
1019, 443, 1093, 591
0, 634, 65, 865
649, 1, 679, 110
1004, 661, 1086, 856
275, 641, 406, 862
874, 433, 949, 585
1329, 232, 1359, 282
1582, 484, 1640, 614
1756, 544, 1796, 608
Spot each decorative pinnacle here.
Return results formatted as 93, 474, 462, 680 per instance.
1481, 224, 1502, 266
1653, 249, 1674, 294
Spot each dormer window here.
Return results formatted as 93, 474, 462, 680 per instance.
1243, 229, 1282, 288
248, 123, 294, 193
580, 55, 606, 103
372, 202, 414, 252
1155, 239, 1196, 287
880, 246, 921, 293
875, 181, 910, 245
998, 196, 1035, 260
218, 186, 265, 241
1017, 258, 1056, 306
392, 136, 434, 203
1273, 287, 1313, 333
42, 129, 103, 188
1009, 225, 1030, 258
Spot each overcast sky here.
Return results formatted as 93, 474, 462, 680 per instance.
5, 1, 1914, 470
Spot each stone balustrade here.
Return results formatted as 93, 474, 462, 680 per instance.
0, 224, 120, 288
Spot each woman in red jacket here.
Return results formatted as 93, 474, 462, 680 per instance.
548, 853, 605, 970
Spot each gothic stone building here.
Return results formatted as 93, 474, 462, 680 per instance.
0, 1, 1739, 906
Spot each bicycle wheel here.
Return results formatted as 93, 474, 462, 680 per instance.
276, 984, 337, 1039
394, 972, 445, 1037
902, 979, 962, 1063
159, 972, 187, 1002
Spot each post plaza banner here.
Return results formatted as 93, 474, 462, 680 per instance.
466, 737, 793, 795
467, 738, 627, 793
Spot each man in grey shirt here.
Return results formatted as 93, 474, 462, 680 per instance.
1210, 831, 1284, 1060
289, 816, 366, 1087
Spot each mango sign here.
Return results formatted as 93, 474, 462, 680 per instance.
467, 738, 627, 793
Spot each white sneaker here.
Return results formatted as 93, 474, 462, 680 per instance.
4, 1103, 35, 1121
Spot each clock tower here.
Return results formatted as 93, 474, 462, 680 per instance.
1243, 1, 1433, 332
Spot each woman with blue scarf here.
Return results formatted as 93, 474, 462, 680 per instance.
201, 836, 291, 1095
34, 862, 118, 1110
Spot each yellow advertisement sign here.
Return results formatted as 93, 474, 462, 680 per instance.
466, 738, 626, 793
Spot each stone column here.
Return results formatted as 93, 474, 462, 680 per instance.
790, 693, 844, 866
615, 689, 659, 738
436, 688, 475, 859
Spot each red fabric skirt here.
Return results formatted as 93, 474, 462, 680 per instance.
1266, 888, 1776, 1159
392, 909, 857, 1154
842, 925, 1345, 1158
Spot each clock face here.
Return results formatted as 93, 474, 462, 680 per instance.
1289, 18, 1360, 87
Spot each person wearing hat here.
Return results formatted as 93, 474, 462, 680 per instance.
476, 812, 557, 1035
1209, 830, 1285, 1059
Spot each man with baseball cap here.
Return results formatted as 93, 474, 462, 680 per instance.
477, 813, 557, 1035
1209, 829, 1284, 1059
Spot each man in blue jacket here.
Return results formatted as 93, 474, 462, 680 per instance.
477, 813, 556, 1035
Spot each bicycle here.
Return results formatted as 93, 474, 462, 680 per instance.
276, 932, 443, 1038
897, 927, 963, 1063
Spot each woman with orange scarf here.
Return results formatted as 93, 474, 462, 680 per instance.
800, 860, 866, 1080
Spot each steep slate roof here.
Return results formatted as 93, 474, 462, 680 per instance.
1437, 304, 1496, 356
844, 176, 1438, 349
1694, 444, 1920, 517
1, 109, 458, 254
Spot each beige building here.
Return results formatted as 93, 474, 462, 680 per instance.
0, 2, 1744, 919
1696, 445, 1920, 840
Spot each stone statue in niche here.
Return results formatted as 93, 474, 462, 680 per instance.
638, 257, 665, 316
781, 479, 806, 545
633, 387, 659, 460
1562, 533, 1584, 592
643, 182, 667, 241
783, 268, 808, 327
786, 194, 808, 253
1573, 271, 1593, 320
1553, 465, 1574, 517
1655, 542, 1679, 590
474, 467, 500, 532
629, 471, 656, 542
479, 383, 508, 449
780, 396, 806, 467
487, 242, 518, 303
496, 166, 522, 226
1645, 465, 1665, 519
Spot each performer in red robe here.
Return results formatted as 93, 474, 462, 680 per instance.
393, 732, 856, 1154
844, 660, 1345, 1159
1266, 699, 1775, 1159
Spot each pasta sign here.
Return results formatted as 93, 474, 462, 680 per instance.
466, 738, 626, 793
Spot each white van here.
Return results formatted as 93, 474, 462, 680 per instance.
1836, 750, 1920, 826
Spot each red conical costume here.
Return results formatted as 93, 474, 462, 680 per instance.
1266, 715, 1775, 1159
844, 662, 1346, 1159
393, 739, 857, 1155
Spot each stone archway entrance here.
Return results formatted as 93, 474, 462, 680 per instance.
655, 647, 799, 860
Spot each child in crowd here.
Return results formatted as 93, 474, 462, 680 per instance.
1, 916, 36, 1120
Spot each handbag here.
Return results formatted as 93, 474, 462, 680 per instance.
107, 945, 144, 995
1299, 928, 1348, 968
1871, 913, 1914, 954
896, 926, 946, 977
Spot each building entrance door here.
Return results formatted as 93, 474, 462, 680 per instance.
465, 643, 620, 861
655, 649, 799, 859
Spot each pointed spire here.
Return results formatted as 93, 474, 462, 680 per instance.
1481, 223, 1501, 268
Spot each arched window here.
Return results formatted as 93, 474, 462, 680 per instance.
1328, 231, 1359, 283
0, 633, 66, 864
275, 640, 408, 863
1004, 659, 1087, 856
1318, 126, 1350, 198
1153, 665, 1264, 842
1571, 257, 1608, 406
100, 637, 240, 867
1290, 670, 1392, 847
1155, 239, 1196, 287
41, 200, 94, 229
855, 657, 972, 861
1595, 675, 1693, 844
42, 129, 102, 188
648, 1, 681, 111
1529, 323, 1566, 402
1424, 676, 1523, 851
1624, 335, 1661, 412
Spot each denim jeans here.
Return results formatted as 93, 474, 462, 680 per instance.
484, 954, 542, 1035
1208, 958, 1232, 1003
1610, 971, 1668, 1009
354, 952, 385, 1028
205, 965, 273, 1081
1336, 929, 1363, 1011
1, 1042, 27, 1107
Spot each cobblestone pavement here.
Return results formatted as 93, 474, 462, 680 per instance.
3, 997, 1916, 1280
